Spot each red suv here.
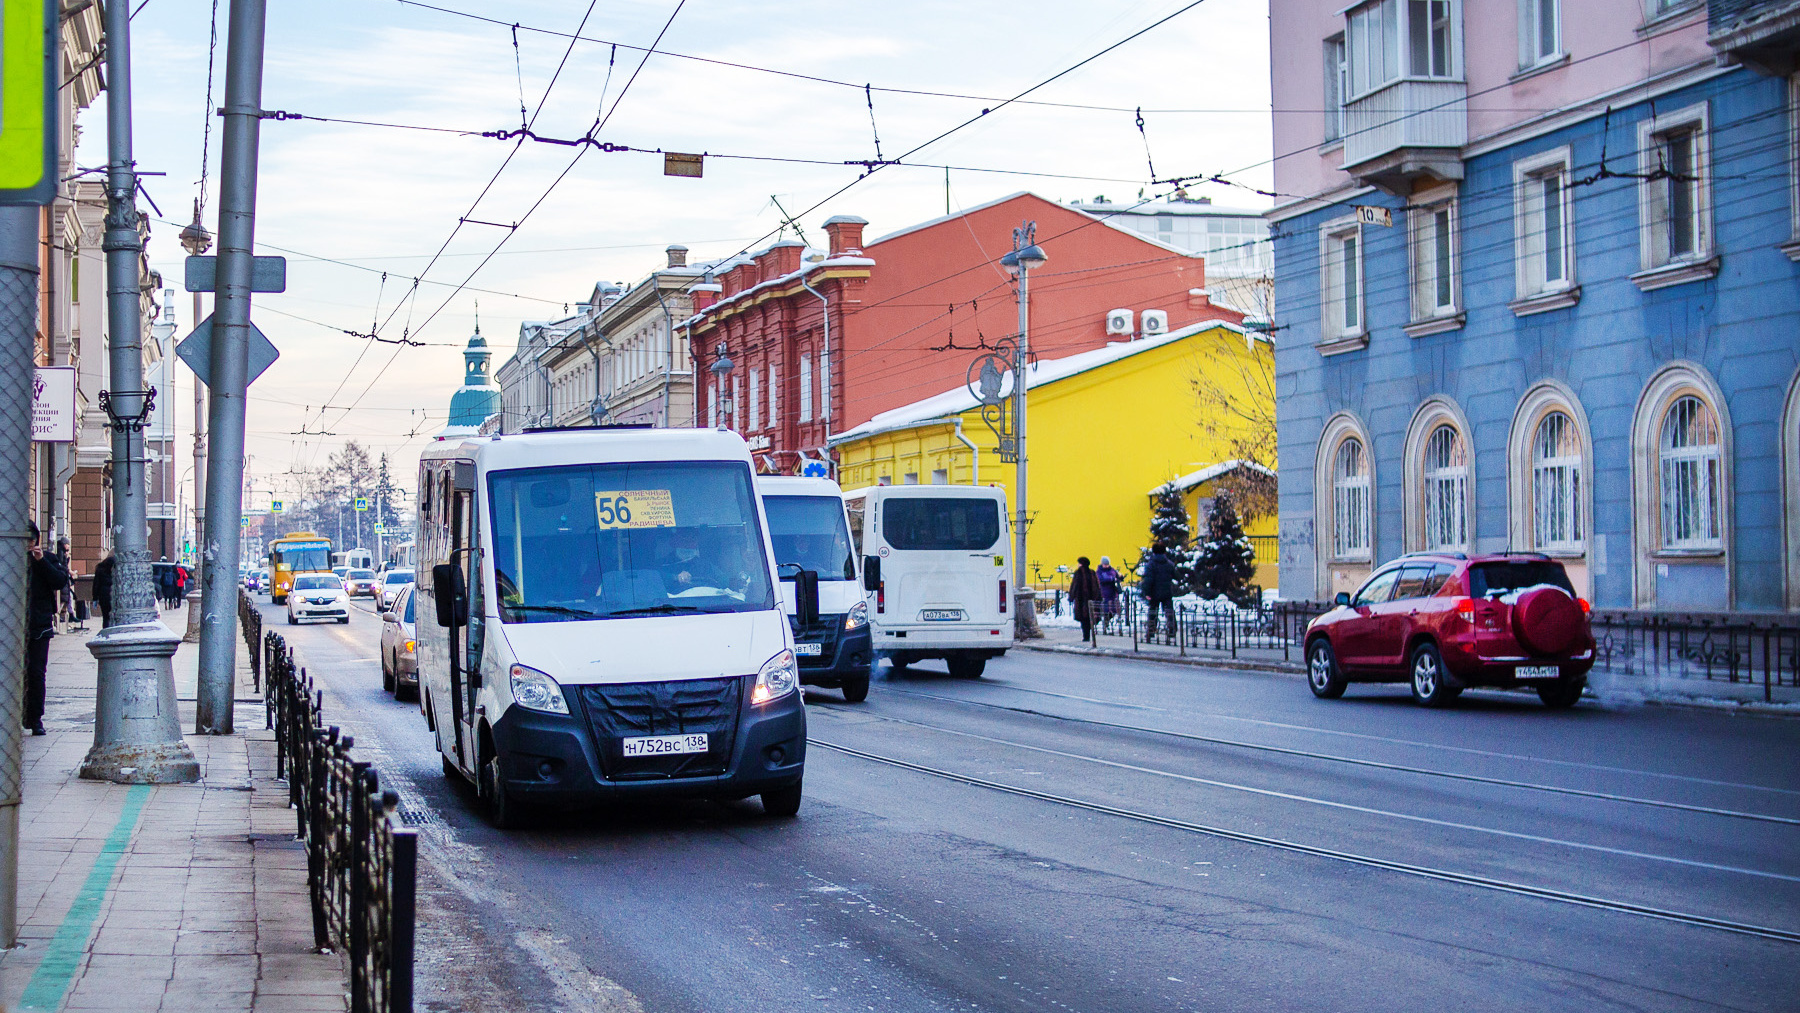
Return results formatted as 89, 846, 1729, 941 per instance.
1304, 552, 1594, 708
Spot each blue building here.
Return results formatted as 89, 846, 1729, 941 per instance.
1269, 0, 1800, 614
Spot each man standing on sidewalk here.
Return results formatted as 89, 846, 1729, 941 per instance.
25, 523, 69, 736
1141, 546, 1178, 642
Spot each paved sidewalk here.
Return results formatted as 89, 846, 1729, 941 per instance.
1019, 622, 1308, 674
0, 605, 347, 1012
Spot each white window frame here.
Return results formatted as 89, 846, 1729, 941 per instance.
767, 365, 778, 433
1518, 0, 1561, 70
1324, 34, 1347, 144
1345, 0, 1458, 101
1422, 424, 1469, 552
819, 349, 831, 423
731, 374, 743, 433
1332, 436, 1372, 562
1319, 215, 1365, 347
799, 353, 813, 423
1408, 197, 1459, 324
709, 381, 718, 428
748, 367, 761, 431
1637, 101, 1713, 274
1512, 145, 1575, 302
1787, 74, 1800, 258
1532, 410, 1583, 553
1658, 394, 1722, 551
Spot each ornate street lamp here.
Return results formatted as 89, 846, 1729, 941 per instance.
710, 344, 735, 430
1000, 223, 1046, 639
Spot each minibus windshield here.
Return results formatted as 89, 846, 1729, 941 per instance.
764, 496, 855, 580
489, 461, 775, 624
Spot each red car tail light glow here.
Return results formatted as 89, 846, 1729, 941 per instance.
1454, 597, 1475, 618
1577, 597, 1591, 613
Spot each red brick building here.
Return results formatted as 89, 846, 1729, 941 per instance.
688, 191, 1245, 475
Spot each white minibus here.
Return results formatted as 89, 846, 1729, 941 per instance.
756, 477, 872, 702
416, 427, 812, 827
842, 484, 1012, 678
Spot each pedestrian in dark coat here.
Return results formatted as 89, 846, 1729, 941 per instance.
1096, 556, 1122, 628
1068, 557, 1101, 644
1141, 546, 1179, 640
92, 553, 115, 626
25, 523, 69, 735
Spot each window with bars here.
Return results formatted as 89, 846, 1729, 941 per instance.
1333, 437, 1371, 560
1409, 199, 1458, 321
1532, 411, 1582, 551
1659, 395, 1721, 550
1422, 424, 1468, 550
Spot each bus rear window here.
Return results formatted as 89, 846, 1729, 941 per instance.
883, 498, 1000, 551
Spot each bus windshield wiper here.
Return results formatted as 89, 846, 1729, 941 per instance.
505, 604, 600, 618
602, 604, 713, 617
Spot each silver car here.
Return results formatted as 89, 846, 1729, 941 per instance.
380, 585, 417, 698
375, 568, 414, 611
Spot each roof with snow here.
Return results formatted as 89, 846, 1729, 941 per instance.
828, 319, 1249, 446
864, 190, 1206, 260
1152, 460, 1276, 497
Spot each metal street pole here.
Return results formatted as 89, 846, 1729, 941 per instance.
181, 209, 209, 643
1001, 223, 1045, 640
195, 0, 268, 734
81, 0, 199, 783
0, 206, 42, 946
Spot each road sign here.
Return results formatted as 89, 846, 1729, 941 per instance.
271, 500, 283, 513
0, 0, 56, 205
373, 522, 384, 534
183, 255, 288, 293
241, 516, 249, 528
175, 313, 280, 387
354, 497, 368, 512
1355, 205, 1392, 227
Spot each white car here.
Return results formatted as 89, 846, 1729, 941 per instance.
375, 568, 414, 610
287, 573, 351, 625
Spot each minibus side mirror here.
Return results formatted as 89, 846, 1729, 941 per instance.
432, 563, 468, 628
863, 556, 880, 592
1334, 591, 1351, 607
794, 569, 820, 628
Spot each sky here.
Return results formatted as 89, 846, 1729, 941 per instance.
80, 0, 1273, 505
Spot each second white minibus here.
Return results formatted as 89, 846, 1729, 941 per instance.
842, 484, 1012, 678
416, 427, 812, 827
757, 476, 872, 702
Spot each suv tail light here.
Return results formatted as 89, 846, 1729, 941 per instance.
1576, 597, 1591, 613
1454, 597, 1475, 618
999, 579, 1007, 613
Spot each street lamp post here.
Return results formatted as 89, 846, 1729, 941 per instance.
179, 207, 210, 643
709, 346, 735, 431
999, 223, 1047, 640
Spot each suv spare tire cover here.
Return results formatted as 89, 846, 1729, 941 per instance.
1512, 588, 1581, 655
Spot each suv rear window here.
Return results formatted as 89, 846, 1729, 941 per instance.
1468, 560, 1574, 598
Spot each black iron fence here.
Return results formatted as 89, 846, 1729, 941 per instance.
1089, 595, 1329, 662
239, 588, 264, 691
1589, 609, 1799, 702
262, 624, 418, 1013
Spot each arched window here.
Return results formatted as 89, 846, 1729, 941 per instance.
1333, 437, 1370, 560
1532, 410, 1582, 551
1659, 394, 1721, 549
1422, 424, 1468, 550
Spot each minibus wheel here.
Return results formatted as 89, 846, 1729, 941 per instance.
480, 753, 525, 829
761, 781, 802, 817
841, 676, 870, 703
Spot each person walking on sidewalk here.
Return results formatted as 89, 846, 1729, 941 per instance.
1096, 556, 1122, 632
1069, 557, 1101, 644
1141, 546, 1179, 641
25, 522, 69, 736
92, 552, 115, 626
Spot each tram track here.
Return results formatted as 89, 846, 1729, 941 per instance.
875, 686, 1800, 821
808, 737, 1800, 946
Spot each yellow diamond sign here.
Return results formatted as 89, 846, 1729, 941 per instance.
0, 0, 54, 205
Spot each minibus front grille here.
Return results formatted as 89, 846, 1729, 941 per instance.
578, 677, 745, 781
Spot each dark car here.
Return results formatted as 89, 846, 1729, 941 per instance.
1304, 552, 1594, 708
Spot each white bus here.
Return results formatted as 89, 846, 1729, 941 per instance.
757, 476, 872, 702
416, 427, 812, 827
332, 548, 374, 571
842, 484, 1012, 678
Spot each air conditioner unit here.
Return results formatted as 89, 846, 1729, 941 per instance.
1105, 308, 1134, 335
1141, 309, 1169, 336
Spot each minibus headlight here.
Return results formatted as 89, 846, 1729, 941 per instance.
843, 601, 868, 631
509, 664, 569, 715
753, 649, 799, 705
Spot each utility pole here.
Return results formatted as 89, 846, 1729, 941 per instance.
999, 222, 1046, 640
81, 0, 200, 783
0, 207, 39, 948
180, 208, 210, 643
195, 0, 269, 734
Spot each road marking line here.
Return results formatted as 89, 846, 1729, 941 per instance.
18, 784, 153, 1011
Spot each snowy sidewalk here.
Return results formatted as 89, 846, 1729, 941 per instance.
0, 606, 347, 1012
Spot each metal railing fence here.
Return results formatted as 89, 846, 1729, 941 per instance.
262, 623, 417, 1013
1091, 595, 1329, 662
1589, 609, 1798, 702
238, 588, 264, 691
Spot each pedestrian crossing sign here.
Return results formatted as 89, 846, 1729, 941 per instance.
241, 516, 249, 528
271, 500, 284, 513
373, 522, 385, 534
354, 497, 368, 511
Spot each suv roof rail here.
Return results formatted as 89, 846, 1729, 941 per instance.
1400, 550, 1466, 560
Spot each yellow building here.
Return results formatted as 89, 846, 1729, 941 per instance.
832, 321, 1279, 592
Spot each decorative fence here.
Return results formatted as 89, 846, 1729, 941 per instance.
248, 591, 417, 1013
1090, 595, 1329, 663
1588, 609, 1799, 703
238, 588, 264, 691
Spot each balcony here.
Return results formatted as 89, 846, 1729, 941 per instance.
1341, 79, 1467, 196
1709, 0, 1800, 75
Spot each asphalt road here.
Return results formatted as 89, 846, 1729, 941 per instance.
260, 596, 1800, 1013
